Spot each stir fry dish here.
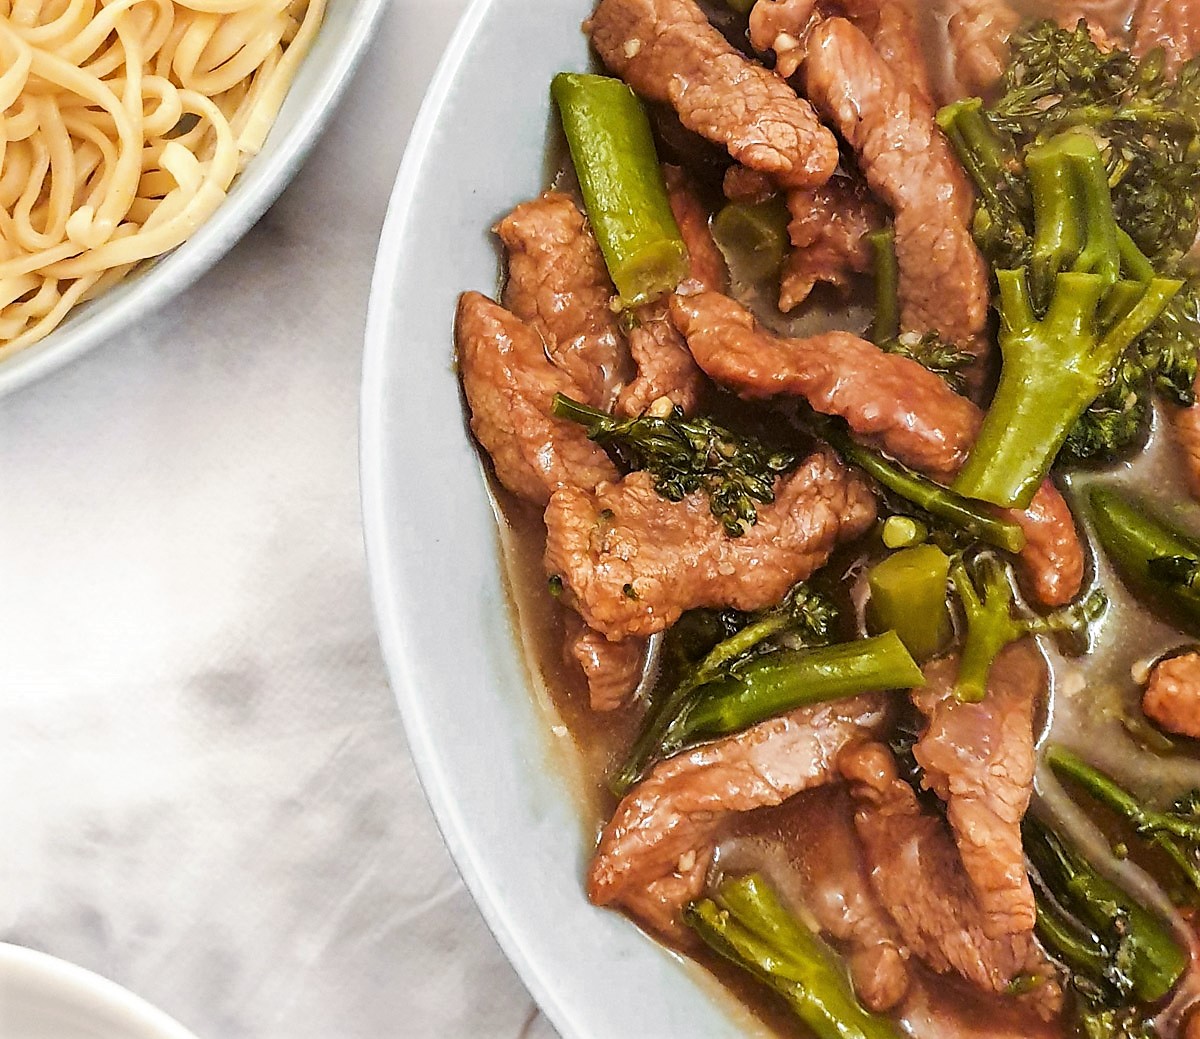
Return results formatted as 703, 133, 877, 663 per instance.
454, 0, 1200, 1035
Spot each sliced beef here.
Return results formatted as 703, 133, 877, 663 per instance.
588, 694, 887, 936
840, 741, 1046, 994
913, 643, 1043, 941
1173, 380, 1200, 501
672, 291, 978, 480
588, 0, 839, 189
618, 167, 723, 417
944, 0, 1020, 98
564, 614, 647, 712
748, 0, 819, 77
804, 18, 990, 373
789, 787, 911, 1010
496, 193, 629, 410
723, 164, 777, 204
780, 175, 885, 312
544, 449, 876, 640
456, 291, 619, 505
671, 291, 1086, 606
1134, 0, 1200, 73
1144, 651, 1200, 739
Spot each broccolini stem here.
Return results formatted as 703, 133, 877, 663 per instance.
1048, 745, 1200, 842
1034, 892, 1115, 983
1118, 228, 1156, 283
1024, 816, 1187, 1003
866, 545, 953, 661
685, 875, 904, 1039
869, 228, 899, 345
551, 73, 689, 308
712, 198, 791, 282
936, 97, 1016, 215
610, 611, 795, 796
663, 632, 923, 753
1089, 487, 1200, 635
818, 420, 1027, 554
950, 555, 1021, 703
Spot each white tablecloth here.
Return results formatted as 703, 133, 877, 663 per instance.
0, 3, 557, 1035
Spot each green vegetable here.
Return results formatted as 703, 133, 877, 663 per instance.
1025, 815, 1187, 1005
673, 632, 923, 748
1089, 486, 1200, 633
552, 394, 795, 537
951, 130, 1180, 509
938, 26, 1200, 464
1048, 745, 1200, 899
869, 228, 900, 345
551, 73, 689, 307
685, 874, 904, 1039
814, 418, 1026, 554
611, 583, 837, 795
866, 545, 952, 661
881, 515, 928, 549
879, 333, 973, 395
950, 554, 1106, 702
711, 197, 790, 282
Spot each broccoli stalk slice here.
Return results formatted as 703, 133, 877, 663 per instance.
951, 130, 1182, 509
1024, 815, 1187, 1005
552, 394, 795, 536
684, 874, 904, 1039
953, 268, 1179, 509
869, 227, 900, 346
950, 554, 1106, 703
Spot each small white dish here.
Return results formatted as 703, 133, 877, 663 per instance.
0, 943, 198, 1039
360, 1, 766, 1035
0, 0, 387, 399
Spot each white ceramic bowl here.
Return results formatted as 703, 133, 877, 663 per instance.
361, 2, 770, 1035
0, 0, 387, 399
0, 943, 198, 1039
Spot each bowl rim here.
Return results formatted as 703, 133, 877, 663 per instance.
360, 0, 592, 1034
0, 942, 200, 1039
0, 0, 389, 400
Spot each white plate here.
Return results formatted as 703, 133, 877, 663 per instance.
360, 2, 768, 1036
0, 944, 198, 1039
0, 0, 387, 399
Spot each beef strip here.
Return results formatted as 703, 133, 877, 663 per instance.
671, 291, 1085, 605
1175, 384, 1200, 499
618, 167, 723, 417
564, 613, 648, 712
749, 0, 933, 100
544, 448, 876, 640
1144, 651, 1200, 739
840, 741, 1047, 994
588, 0, 839, 189
913, 643, 1043, 941
788, 787, 911, 1010
722, 164, 777, 204
496, 193, 629, 410
943, 0, 1020, 98
588, 694, 888, 937
780, 175, 885, 312
804, 17, 991, 376
1134, 0, 1200, 73
456, 291, 619, 505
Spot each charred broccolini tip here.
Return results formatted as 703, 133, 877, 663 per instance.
685, 874, 904, 1039
552, 394, 796, 536
950, 554, 1106, 703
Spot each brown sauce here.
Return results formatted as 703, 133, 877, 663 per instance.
478, 0, 1200, 1035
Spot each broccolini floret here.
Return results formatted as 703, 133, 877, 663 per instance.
552, 394, 795, 536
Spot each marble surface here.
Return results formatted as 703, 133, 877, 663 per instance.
0, 2, 558, 1036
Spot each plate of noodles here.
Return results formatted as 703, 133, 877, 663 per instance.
0, 0, 385, 396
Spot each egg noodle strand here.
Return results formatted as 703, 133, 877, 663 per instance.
0, 0, 325, 357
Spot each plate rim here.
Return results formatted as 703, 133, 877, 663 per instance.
359, 0, 594, 1034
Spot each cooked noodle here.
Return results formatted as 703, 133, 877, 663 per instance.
0, 0, 325, 358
